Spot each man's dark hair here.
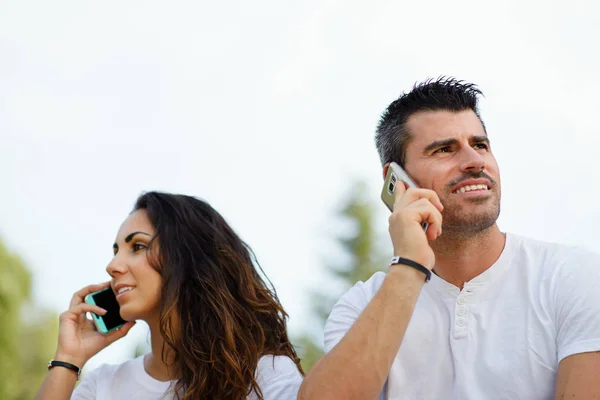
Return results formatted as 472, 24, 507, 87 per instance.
375, 77, 485, 167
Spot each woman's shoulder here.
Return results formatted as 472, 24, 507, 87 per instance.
87, 354, 145, 380
72, 355, 171, 399
256, 355, 301, 375
252, 355, 303, 400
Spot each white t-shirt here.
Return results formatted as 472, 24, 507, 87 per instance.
324, 233, 600, 400
71, 354, 302, 399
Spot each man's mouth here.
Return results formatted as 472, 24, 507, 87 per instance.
452, 184, 490, 194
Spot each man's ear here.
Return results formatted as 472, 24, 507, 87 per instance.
382, 162, 391, 179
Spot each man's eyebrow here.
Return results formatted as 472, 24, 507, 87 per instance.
472, 135, 490, 145
423, 136, 490, 153
113, 232, 152, 252
423, 138, 458, 153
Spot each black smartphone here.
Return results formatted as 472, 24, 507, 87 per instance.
84, 287, 127, 334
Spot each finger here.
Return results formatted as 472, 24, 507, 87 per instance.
67, 303, 107, 318
408, 201, 443, 239
83, 318, 97, 332
69, 282, 111, 308
59, 309, 99, 331
392, 180, 409, 211
103, 321, 136, 345
401, 188, 443, 211
396, 198, 442, 232
398, 188, 444, 212
389, 199, 443, 241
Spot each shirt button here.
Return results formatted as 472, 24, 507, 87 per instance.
457, 307, 467, 316
456, 318, 466, 326
457, 297, 466, 305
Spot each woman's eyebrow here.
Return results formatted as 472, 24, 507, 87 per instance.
113, 231, 152, 252
124, 231, 151, 243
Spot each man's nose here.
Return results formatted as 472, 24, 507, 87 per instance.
459, 146, 485, 173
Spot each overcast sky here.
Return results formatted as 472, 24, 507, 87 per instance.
2, 0, 600, 372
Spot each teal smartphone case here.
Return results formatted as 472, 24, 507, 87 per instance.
84, 288, 122, 334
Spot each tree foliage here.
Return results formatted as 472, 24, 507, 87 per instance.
0, 239, 59, 400
296, 181, 387, 372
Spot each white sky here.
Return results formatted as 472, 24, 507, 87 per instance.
2, 0, 600, 372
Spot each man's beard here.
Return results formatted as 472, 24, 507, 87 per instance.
440, 172, 501, 238
441, 196, 500, 238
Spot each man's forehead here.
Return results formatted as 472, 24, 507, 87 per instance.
406, 109, 486, 145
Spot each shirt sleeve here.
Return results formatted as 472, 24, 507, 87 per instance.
70, 366, 100, 400
250, 355, 303, 400
324, 272, 385, 353
553, 249, 600, 362
323, 272, 387, 400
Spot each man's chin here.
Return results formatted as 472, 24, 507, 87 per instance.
443, 212, 498, 233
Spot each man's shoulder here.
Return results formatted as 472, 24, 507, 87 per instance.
254, 355, 303, 393
509, 233, 600, 275
349, 271, 388, 298
330, 271, 388, 311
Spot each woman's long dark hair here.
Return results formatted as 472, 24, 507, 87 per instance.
133, 191, 303, 399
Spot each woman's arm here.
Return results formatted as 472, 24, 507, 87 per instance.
35, 282, 135, 400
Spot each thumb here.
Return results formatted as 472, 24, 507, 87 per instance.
104, 321, 136, 345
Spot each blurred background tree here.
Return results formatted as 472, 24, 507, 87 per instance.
0, 239, 59, 400
295, 180, 388, 371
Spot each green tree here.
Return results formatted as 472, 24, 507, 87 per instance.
296, 180, 387, 372
0, 239, 59, 400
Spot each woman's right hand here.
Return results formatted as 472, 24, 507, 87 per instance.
53, 282, 136, 368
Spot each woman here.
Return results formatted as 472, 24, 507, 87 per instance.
36, 191, 304, 399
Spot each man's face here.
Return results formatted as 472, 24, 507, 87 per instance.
403, 109, 501, 236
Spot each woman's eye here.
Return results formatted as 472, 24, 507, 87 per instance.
132, 243, 146, 252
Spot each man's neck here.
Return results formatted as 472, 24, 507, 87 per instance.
430, 224, 506, 290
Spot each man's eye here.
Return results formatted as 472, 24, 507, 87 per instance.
474, 143, 489, 150
133, 243, 146, 252
434, 146, 451, 153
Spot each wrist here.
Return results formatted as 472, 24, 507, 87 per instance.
53, 351, 86, 370
388, 262, 428, 282
392, 250, 433, 270
47, 359, 81, 380
389, 256, 432, 282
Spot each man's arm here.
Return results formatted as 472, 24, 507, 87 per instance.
298, 186, 444, 400
555, 352, 600, 399
298, 265, 425, 400
552, 246, 600, 400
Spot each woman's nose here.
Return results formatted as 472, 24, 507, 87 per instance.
106, 256, 127, 277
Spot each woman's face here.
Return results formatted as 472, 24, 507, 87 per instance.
106, 209, 162, 323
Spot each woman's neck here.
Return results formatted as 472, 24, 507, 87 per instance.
143, 318, 177, 382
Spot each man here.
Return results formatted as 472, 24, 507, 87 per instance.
299, 77, 600, 399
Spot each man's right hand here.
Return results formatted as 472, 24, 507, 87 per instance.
388, 181, 444, 271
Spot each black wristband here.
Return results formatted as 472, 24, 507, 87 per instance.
389, 256, 432, 282
48, 360, 81, 380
